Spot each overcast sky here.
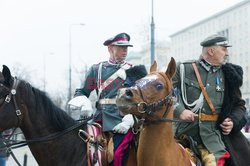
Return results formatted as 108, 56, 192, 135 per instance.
0, 0, 243, 97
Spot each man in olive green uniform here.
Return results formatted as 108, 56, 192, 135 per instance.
173, 34, 250, 166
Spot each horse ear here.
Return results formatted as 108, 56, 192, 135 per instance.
150, 61, 157, 73
165, 57, 176, 79
2, 65, 12, 83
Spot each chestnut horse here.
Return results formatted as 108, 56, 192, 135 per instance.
116, 58, 193, 166
0, 65, 137, 166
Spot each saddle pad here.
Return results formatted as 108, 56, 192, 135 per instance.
178, 143, 196, 166
86, 124, 103, 166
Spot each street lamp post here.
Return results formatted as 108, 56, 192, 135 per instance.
150, 0, 155, 65
68, 23, 85, 114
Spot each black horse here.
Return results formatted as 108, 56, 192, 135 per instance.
0, 65, 88, 166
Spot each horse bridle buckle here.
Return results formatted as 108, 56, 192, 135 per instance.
16, 110, 22, 116
5, 95, 11, 103
4, 89, 16, 103
137, 102, 146, 113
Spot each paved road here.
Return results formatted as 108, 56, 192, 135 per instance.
6, 146, 38, 166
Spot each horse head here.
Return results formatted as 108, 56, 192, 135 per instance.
0, 65, 74, 132
116, 57, 176, 122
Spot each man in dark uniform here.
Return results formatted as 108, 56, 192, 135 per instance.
68, 33, 147, 166
173, 34, 250, 166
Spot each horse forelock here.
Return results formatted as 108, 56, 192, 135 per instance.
19, 80, 75, 131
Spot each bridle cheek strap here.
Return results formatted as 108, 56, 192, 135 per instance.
3, 78, 23, 124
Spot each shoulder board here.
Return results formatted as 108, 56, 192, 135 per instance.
182, 60, 196, 64
121, 62, 133, 70
98, 61, 108, 65
93, 61, 107, 73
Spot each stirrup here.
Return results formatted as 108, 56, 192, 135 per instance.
78, 129, 93, 143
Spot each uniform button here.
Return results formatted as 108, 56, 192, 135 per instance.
191, 83, 194, 85
206, 83, 210, 86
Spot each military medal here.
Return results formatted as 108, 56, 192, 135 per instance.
216, 76, 221, 91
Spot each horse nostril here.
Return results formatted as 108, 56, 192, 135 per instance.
125, 89, 133, 99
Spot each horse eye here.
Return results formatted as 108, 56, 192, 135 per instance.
155, 83, 163, 90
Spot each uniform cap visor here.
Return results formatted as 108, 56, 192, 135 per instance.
111, 41, 133, 47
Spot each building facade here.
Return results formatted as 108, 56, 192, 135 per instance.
170, 0, 250, 108
127, 41, 171, 71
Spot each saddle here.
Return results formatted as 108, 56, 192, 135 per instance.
78, 123, 111, 166
176, 135, 202, 166
78, 123, 138, 166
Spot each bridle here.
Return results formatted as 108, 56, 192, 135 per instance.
136, 87, 173, 121
0, 77, 92, 146
0, 77, 23, 125
0, 77, 24, 166
127, 73, 175, 133
0, 77, 94, 165
127, 72, 193, 134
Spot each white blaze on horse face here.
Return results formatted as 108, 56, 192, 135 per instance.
139, 75, 157, 86
137, 75, 161, 90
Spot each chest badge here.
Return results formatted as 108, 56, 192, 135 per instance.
216, 76, 222, 92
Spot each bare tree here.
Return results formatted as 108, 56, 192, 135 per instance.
10, 63, 35, 84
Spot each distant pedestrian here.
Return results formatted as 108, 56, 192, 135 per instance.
0, 132, 9, 166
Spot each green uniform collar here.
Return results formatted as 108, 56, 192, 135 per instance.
199, 58, 221, 72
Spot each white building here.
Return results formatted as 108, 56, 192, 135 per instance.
170, 0, 250, 107
127, 41, 171, 71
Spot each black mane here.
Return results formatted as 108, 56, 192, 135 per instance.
19, 80, 76, 131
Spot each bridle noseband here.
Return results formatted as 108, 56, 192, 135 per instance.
0, 77, 23, 125
137, 92, 173, 115
127, 73, 177, 135
130, 86, 174, 134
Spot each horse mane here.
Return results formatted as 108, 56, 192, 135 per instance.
19, 80, 76, 131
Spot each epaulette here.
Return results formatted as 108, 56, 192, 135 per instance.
182, 60, 196, 64
98, 61, 108, 66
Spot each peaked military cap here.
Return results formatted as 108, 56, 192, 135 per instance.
103, 33, 133, 47
200, 34, 232, 47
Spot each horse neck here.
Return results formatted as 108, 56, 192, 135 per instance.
139, 108, 176, 148
18, 100, 86, 165
20, 110, 86, 166
26, 129, 86, 166
137, 109, 183, 166
20, 105, 55, 139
